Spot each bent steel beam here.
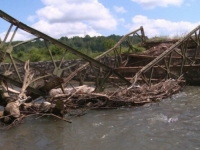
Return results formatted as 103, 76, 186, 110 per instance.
0, 10, 132, 95
131, 24, 200, 86
64, 26, 146, 88
0, 10, 127, 82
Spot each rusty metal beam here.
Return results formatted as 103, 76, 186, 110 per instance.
115, 64, 200, 72
0, 74, 44, 96
0, 10, 131, 86
131, 24, 200, 84
63, 26, 145, 83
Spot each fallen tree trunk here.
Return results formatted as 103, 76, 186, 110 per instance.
0, 60, 66, 124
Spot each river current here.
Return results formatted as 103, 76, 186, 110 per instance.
0, 86, 200, 150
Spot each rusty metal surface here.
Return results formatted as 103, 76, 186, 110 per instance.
0, 10, 147, 95
64, 26, 146, 91
131, 24, 200, 85
0, 74, 44, 96
2, 8, 197, 94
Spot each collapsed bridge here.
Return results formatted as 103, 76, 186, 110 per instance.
0, 10, 200, 98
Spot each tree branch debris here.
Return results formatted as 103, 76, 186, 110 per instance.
0, 61, 183, 129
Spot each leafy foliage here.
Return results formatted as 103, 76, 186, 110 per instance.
9, 34, 144, 62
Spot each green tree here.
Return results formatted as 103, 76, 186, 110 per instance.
50, 45, 64, 56
29, 53, 42, 62
102, 38, 115, 49
17, 51, 24, 58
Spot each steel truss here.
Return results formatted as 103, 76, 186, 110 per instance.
131, 25, 200, 86
65, 26, 146, 91
0, 10, 145, 95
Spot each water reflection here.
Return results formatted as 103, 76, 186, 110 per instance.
1, 86, 200, 149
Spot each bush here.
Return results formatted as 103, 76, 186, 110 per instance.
50, 45, 64, 56
132, 45, 146, 53
17, 51, 24, 58
29, 53, 42, 62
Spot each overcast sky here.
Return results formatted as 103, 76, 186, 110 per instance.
0, 0, 200, 41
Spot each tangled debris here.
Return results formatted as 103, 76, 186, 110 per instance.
0, 61, 183, 129
142, 43, 173, 56
49, 78, 182, 110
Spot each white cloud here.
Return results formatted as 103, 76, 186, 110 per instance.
127, 15, 200, 37
0, 0, 117, 41
32, 20, 101, 38
27, 15, 37, 22
113, 6, 127, 13
0, 29, 34, 42
26, 0, 117, 38
118, 18, 125, 24
131, 0, 184, 9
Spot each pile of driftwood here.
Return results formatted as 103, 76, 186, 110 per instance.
142, 43, 173, 56
49, 78, 182, 110
0, 61, 183, 129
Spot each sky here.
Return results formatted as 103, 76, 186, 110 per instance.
0, 0, 200, 41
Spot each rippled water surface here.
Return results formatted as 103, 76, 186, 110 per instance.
1, 86, 200, 150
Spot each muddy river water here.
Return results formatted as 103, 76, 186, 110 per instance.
1, 86, 200, 150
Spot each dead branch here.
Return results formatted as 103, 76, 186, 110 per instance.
18, 60, 34, 100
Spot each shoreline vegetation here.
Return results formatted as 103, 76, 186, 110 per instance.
2, 34, 181, 63
3, 34, 148, 62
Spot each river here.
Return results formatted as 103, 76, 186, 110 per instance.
0, 86, 200, 150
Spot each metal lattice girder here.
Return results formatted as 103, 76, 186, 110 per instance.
131, 24, 200, 85
64, 26, 146, 87
0, 10, 129, 74
0, 10, 144, 95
